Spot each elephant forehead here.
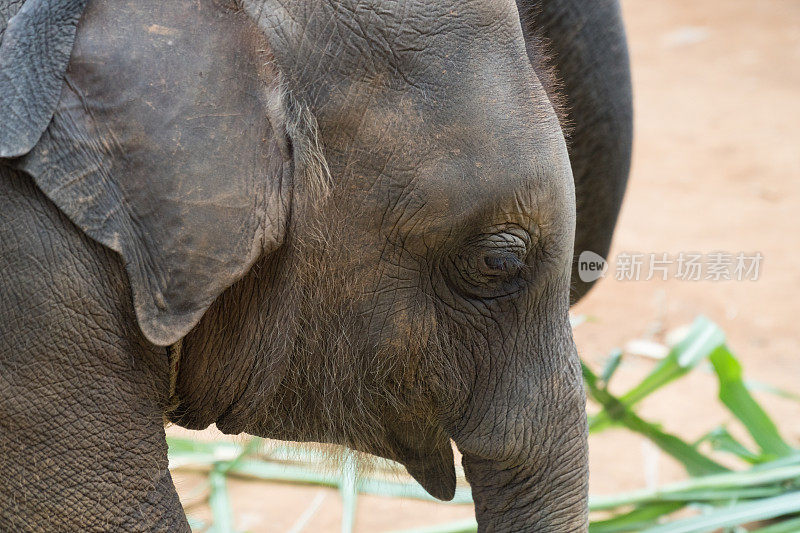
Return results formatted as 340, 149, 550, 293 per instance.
251, 0, 529, 110
333, 129, 573, 251
325, 0, 523, 53
328, 73, 572, 240
375, 146, 572, 242
289, 0, 523, 50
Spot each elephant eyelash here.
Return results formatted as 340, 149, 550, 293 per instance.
480, 252, 526, 277
446, 232, 532, 299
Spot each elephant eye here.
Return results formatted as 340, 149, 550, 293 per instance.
449, 228, 532, 298
480, 252, 524, 277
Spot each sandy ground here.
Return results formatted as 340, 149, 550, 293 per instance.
168, 0, 800, 530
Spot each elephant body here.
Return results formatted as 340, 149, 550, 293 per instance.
0, 0, 632, 531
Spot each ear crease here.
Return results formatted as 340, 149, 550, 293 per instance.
263, 78, 333, 204
278, 91, 332, 205
265, 82, 292, 162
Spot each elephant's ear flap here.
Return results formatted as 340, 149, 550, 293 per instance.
0, 0, 88, 157
9, 0, 291, 346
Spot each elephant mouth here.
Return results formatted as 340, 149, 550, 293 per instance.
216, 407, 457, 500
397, 441, 457, 501
385, 419, 457, 501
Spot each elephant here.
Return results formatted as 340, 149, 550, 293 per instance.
0, 0, 632, 530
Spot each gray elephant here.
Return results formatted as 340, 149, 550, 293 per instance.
0, 0, 632, 531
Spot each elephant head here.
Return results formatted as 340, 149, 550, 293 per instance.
1, 0, 632, 530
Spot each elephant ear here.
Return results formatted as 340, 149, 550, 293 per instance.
0, 0, 87, 157
2, 0, 291, 346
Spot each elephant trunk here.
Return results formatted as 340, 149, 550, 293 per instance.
455, 345, 589, 531
462, 440, 588, 532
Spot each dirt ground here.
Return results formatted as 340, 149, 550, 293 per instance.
169, 0, 800, 530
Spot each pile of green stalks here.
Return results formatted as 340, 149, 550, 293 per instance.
167, 316, 800, 533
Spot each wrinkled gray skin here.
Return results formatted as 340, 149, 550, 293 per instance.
0, 0, 631, 530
